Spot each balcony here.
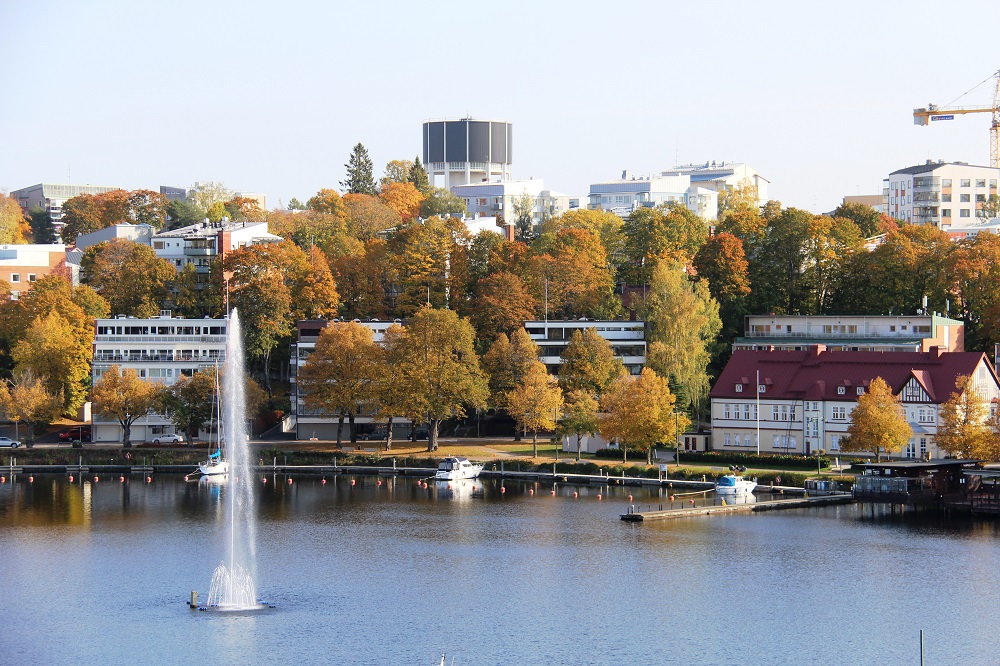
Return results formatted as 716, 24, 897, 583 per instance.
184, 246, 215, 256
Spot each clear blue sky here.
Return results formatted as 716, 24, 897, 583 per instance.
3, 0, 999, 212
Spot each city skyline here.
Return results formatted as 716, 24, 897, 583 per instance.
2, 0, 998, 213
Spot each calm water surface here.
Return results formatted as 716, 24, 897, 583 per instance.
0, 474, 997, 665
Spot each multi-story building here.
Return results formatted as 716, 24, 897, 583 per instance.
660, 162, 769, 205
883, 160, 999, 226
587, 172, 718, 220
423, 118, 513, 189
10, 183, 120, 232
0, 244, 70, 299
709, 346, 1000, 459
91, 315, 228, 443
451, 179, 571, 226
151, 219, 282, 273
734, 314, 964, 353
75, 223, 155, 252
523, 319, 647, 376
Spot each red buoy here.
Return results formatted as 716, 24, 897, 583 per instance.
550, 489, 556, 496
669, 495, 675, 502
94, 476, 99, 483
68, 475, 74, 482
376, 480, 382, 486
321, 478, 327, 485
572, 491, 578, 498
120, 476, 125, 482
0, 476, 5, 483
597, 494, 602, 500
262, 477, 267, 483
690, 499, 695, 505
351, 479, 356, 486
146, 476, 152, 483
529, 488, 534, 495
287, 478, 293, 485
500, 486, 506, 494
29, 476, 34, 483
628, 495, 633, 501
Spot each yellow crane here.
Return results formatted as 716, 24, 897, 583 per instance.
913, 69, 1000, 168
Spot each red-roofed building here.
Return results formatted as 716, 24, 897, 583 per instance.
709, 345, 1000, 459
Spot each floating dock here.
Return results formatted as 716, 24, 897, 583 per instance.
621, 494, 855, 521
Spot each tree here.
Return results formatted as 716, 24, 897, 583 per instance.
92, 365, 163, 447
225, 195, 266, 223
343, 193, 400, 241
558, 328, 626, 395
297, 322, 382, 447
165, 199, 203, 230
12, 311, 93, 414
936, 374, 993, 460
506, 361, 563, 457
80, 239, 176, 317
188, 182, 233, 215
420, 188, 467, 218
409, 156, 430, 194
379, 181, 425, 222
307, 188, 347, 217
161, 368, 218, 445
470, 271, 537, 346
842, 377, 912, 462
598, 368, 688, 464
390, 216, 469, 315
984, 194, 1000, 219
287, 197, 307, 211
28, 207, 56, 243
342, 142, 378, 195
60, 189, 130, 243
645, 262, 721, 420
0, 194, 30, 244
512, 192, 536, 242
536, 209, 625, 268
395, 306, 488, 451
560, 389, 599, 461
382, 159, 414, 186
482, 329, 540, 411
126, 189, 169, 228
536, 227, 619, 319
0, 371, 62, 447
295, 246, 341, 320
833, 201, 882, 237
374, 324, 420, 451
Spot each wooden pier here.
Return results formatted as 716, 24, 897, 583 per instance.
620, 494, 855, 521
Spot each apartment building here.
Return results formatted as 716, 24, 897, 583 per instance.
588, 172, 718, 220
884, 160, 999, 226
152, 219, 282, 273
523, 319, 647, 376
91, 315, 228, 443
709, 346, 1000, 459
451, 179, 572, 226
0, 244, 70, 299
10, 183, 120, 232
734, 314, 964, 353
660, 161, 769, 205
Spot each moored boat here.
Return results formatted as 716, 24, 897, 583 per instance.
716, 474, 757, 495
434, 457, 483, 481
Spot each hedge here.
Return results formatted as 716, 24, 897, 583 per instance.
679, 450, 830, 469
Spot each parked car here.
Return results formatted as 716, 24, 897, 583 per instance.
151, 433, 185, 445
408, 428, 429, 441
361, 428, 388, 441
58, 427, 92, 442
0, 436, 21, 448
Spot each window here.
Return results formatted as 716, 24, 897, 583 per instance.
942, 209, 951, 217
942, 179, 952, 187
27, 274, 36, 282
10, 290, 19, 300
735, 384, 743, 392
743, 404, 751, 420
744, 435, 752, 447
724, 404, 731, 419
830, 435, 840, 451
857, 386, 865, 395
961, 209, 971, 218
961, 179, 971, 187
833, 406, 847, 419
772, 406, 780, 421
942, 194, 952, 202
837, 386, 846, 395
724, 433, 731, 447
758, 384, 766, 394
9, 273, 19, 283
960, 193, 971, 203
991, 180, 997, 188
153, 241, 165, 249
976, 194, 986, 202
920, 438, 928, 458
976, 179, 986, 188
773, 435, 780, 449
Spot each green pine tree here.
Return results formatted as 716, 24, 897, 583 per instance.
341, 143, 377, 195
409, 155, 430, 194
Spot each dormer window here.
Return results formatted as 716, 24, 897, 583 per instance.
735, 384, 743, 393
857, 386, 865, 395
837, 386, 846, 395
758, 384, 766, 394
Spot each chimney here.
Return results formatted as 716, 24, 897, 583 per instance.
810, 344, 826, 358
928, 345, 944, 358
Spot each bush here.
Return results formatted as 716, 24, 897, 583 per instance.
594, 446, 647, 460
680, 451, 830, 470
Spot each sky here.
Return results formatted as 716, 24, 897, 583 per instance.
2, 0, 999, 213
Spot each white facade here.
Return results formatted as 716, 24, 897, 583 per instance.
91, 316, 229, 443
152, 219, 282, 273
75, 223, 155, 252
660, 162, 769, 205
451, 179, 571, 225
587, 173, 719, 221
10, 183, 119, 231
735, 314, 965, 353
523, 320, 647, 376
884, 160, 999, 226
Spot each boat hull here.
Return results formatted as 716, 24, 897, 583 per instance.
434, 466, 483, 481
200, 460, 230, 476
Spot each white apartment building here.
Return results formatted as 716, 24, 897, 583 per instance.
451, 179, 572, 226
75, 223, 155, 252
523, 319, 647, 376
588, 172, 719, 221
152, 219, 282, 273
734, 314, 965, 353
661, 162, 769, 205
884, 160, 999, 226
91, 315, 229, 443
10, 183, 120, 232
710, 346, 1000, 459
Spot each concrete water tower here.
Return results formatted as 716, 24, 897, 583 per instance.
422, 118, 513, 189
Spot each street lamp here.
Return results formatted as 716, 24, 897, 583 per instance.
674, 410, 681, 468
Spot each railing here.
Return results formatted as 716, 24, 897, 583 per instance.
96, 336, 226, 343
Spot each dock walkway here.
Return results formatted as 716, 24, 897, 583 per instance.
621, 493, 855, 521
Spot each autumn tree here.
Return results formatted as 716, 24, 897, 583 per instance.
12, 311, 93, 414
379, 181, 425, 222
60, 190, 129, 243
297, 322, 382, 446
621, 203, 708, 284
936, 374, 994, 460
481, 328, 540, 411
842, 377, 912, 462
394, 306, 488, 451
470, 271, 537, 347
126, 189, 169, 228
506, 361, 563, 457
92, 365, 164, 447
225, 196, 266, 223
599, 368, 688, 464
0, 371, 62, 446
295, 246, 341, 319
382, 159, 414, 186
81, 239, 176, 317
390, 216, 470, 315
832, 201, 882, 237
512, 192, 536, 242
374, 324, 420, 451
420, 188, 467, 218
949, 233, 1000, 352
0, 194, 30, 244
331, 239, 394, 319
161, 368, 218, 445
307, 188, 347, 218
165, 199, 203, 230
645, 262, 721, 420
409, 156, 430, 194
188, 182, 233, 215
343, 193, 401, 241
536, 209, 624, 268
342, 142, 377, 195
536, 227, 619, 319
558, 328, 626, 395
560, 389, 599, 461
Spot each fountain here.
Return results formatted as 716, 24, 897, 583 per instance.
201, 310, 268, 611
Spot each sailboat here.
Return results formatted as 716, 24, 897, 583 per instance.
199, 366, 229, 477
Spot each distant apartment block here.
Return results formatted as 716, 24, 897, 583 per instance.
523, 319, 647, 375
842, 194, 886, 215
663, 161, 769, 205
883, 160, 999, 226
423, 118, 513, 189
152, 219, 282, 273
0, 244, 70, 299
159, 185, 187, 202
91, 315, 228, 443
75, 223, 155, 252
588, 171, 718, 220
734, 314, 964, 353
451, 179, 571, 226
10, 183, 120, 231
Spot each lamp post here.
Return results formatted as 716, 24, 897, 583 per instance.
674, 410, 681, 468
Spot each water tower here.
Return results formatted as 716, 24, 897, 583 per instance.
422, 118, 512, 189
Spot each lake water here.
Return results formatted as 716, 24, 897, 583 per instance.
0, 473, 997, 665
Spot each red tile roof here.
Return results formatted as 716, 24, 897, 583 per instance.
710, 347, 995, 404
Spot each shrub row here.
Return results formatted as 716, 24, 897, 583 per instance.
679, 450, 830, 470
594, 446, 649, 460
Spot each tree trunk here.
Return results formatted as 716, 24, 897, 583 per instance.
348, 412, 356, 443
576, 432, 582, 462
647, 446, 652, 465
386, 416, 393, 451
336, 415, 344, 449
122, 420, 132, 448
532, 430, 538, 458
428, 419, 440, 452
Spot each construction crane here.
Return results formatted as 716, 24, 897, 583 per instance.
913, 69, 1000, 168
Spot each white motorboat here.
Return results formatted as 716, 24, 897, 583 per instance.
716, 474, 757, 495
434, 457, 484, 481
